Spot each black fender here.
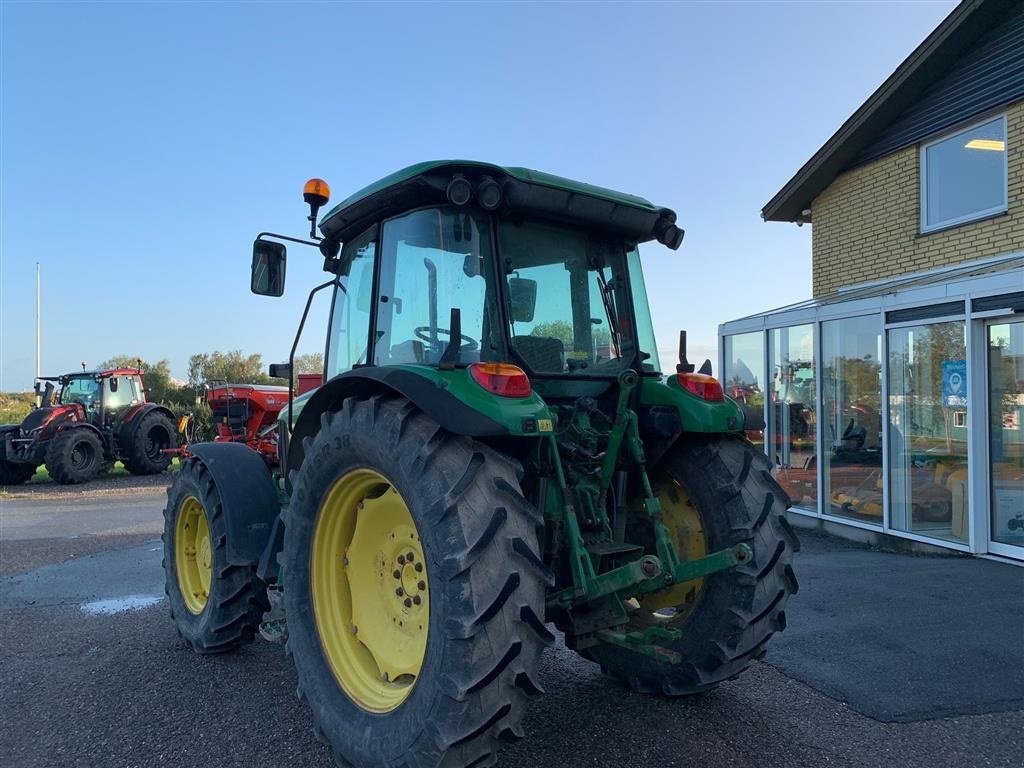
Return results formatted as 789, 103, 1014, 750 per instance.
118, 402, 176, 452
286, 367, 508, 478
188, 442, 281, 567
57, 421, 105, 440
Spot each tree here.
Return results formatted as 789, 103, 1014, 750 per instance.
293, 352, 324, 375
529, 321, 612, 352
280, 352, 325, 388
102, 356, 175, 404
530, 320, 573, 347
188, 350, 269, 388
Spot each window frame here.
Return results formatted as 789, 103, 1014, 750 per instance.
325, 224, 379, 378
919, 113, 1008, 234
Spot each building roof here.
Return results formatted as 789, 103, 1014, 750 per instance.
762, 0, 1018, 223
722, 251, 1024, 326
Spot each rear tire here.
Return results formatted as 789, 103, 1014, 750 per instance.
162, 457, 269, 653
584, 435, 799, 695
284, 396, 551, 768
125, 411, 175, 475
46, 428, 103, 485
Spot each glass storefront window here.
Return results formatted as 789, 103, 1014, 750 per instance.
888, 320, 968, 544
770, 325, 817, 510
724, 332, 765, 451
988, 320, 1024, 550
822, 316, 882, 523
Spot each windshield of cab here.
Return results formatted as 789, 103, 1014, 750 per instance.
374, 208, 496, 367
499, 219, 635, 376
326, 206, 657, 379
60, 376, 100, 406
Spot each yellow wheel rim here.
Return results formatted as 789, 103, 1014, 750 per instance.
312, 468, 428, 714
175, 495, 212, 615
639, 474, 707, 622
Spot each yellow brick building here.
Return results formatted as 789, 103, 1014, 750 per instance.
811, 99, 1024, 296
720, 0, 1024, 561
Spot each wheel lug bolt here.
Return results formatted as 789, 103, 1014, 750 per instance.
396, 588, 404, 597
406, 552, 414, 562
404, 598, 412, 608
414, 562, 423, 573
397, 554, 406, 565
418, 581, 426, 591
413, 595, 421, 605
393, 570, 401, 579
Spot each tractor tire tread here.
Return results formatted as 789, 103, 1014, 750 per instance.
162, 457, 269, 654
45, 428, 103, 485
283, 396, 550, 768
588, 435, 798, 696
124, 411, 175, 475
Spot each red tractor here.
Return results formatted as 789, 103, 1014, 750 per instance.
0, 368, 177, 485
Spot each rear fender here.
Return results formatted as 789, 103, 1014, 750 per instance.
285, 366, 551, 478
188, 442, 281, 567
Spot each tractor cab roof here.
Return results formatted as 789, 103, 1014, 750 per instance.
318, 160, 683, 250
40, 368, 144, 383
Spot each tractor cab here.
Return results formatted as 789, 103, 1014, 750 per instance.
56, 369, 146, 426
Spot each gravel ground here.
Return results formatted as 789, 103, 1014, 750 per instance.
1, 484, 1020, 768
2, 470, 175, 500
0, 600, 1019, 768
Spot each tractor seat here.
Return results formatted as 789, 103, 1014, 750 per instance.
513, 335, 565, 373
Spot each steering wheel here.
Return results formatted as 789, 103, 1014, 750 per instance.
414, 326, 478, 351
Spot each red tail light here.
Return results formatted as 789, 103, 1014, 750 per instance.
469, 362, 532, 398
677, 373, 724, 402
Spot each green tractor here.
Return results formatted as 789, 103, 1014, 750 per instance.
163, 162, 798, 767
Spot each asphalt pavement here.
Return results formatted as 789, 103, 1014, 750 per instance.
1, 486, 1021, 768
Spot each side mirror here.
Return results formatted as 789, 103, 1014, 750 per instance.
110, 377, 119, 392
508, 277, 537, 323
463, 253, 483, 278
269, 362, 292, 381
252, 240, 287, 296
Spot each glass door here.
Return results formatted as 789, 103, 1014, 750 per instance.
987, 318, 1024, 559
887, 320, 969, 544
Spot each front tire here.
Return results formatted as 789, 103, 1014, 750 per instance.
0, 455, 36, 485
284, 396, 551, 768
46, 428, 103, 485
162, 457, 269, 653
584, 435, 799, 695
125, 411, 175, 475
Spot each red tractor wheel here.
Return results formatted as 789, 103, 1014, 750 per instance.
46, 428, 104, 485
124, 411, 176, 476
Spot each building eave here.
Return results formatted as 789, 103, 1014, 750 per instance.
762, 0, 1009, 223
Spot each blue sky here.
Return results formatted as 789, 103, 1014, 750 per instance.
0, 0, 956, 389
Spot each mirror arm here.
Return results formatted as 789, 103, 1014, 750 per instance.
255, 231, 322, 249
287, 278, 340, 430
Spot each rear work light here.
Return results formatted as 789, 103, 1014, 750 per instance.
677, 373, 725, 402
469, 362, 532, 398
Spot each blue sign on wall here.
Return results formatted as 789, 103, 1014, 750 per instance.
942, 360, 967, 407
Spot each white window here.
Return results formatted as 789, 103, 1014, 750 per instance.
920, 114, 1007, 233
